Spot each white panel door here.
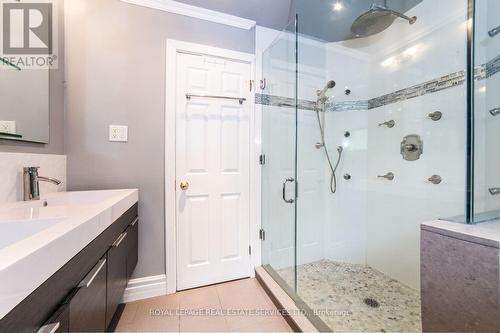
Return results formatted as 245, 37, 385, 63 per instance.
176, 52, 251, 290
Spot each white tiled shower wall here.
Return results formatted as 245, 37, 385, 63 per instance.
0, 153, 66, 202
258, 0, 474, 291
323, 0, 468, 290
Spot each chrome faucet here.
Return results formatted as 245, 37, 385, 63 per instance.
489, 188, 500, 196
23, 167, 62, 201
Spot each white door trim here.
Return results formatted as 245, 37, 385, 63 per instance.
165, 39, 257, 294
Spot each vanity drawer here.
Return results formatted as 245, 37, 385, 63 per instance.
106, 231, 129, 328
69, 257, 107, 332
37, 303, 69, 333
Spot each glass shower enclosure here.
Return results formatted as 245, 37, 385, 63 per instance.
260, 0, 495, 331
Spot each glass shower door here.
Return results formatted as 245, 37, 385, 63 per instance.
472, 0, 500, 223
261, 19, 298, 292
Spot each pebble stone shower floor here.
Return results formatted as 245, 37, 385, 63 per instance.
278, 260, 422, 332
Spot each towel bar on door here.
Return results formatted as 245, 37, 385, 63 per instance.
186, 93, 246, 105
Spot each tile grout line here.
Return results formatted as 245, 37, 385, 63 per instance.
214, 284, 232, 331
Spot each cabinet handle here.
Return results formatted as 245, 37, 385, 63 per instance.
113, 232, 128, 248
36, 323, 60, 333
78, 258, 106, 288
131, 217, 138, 226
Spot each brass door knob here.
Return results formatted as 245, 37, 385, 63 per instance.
180, 181, 189, 191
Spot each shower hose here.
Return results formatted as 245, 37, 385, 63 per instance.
315, 104, 343, 194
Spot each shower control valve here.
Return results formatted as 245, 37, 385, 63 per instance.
428, 175, 442, 185
378, 120, 395, 128
378, 172, 395, 181
401, 134, 423, 161
404, 144, 419, 152
428, 111, 443, 121
489, 188, 500, 196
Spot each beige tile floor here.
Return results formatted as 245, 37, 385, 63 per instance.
115, 278, 294, 332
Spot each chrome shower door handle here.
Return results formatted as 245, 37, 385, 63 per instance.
282, 178, 295, 204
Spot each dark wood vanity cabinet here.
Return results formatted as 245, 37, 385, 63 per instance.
126, 219, 139, 280
0, 204, 139, 333
106, 229, 130, 327
69, 257, 108, 332
106, 217, 139, 327
42, 303, 70, 333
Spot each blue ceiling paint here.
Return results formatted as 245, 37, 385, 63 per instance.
175, 0, 422, 42
174, 0, 293, 31
292, 0, 423, 42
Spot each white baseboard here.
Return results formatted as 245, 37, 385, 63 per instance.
121, 274, 168, 303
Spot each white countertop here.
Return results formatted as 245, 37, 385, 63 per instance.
0, 189, 138, 319
422, 219, 500, 248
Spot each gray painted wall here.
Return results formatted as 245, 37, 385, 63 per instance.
0, 0, 65, 155
65, 0, 255, 279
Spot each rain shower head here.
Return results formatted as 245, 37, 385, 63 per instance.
351, 2, 417, 37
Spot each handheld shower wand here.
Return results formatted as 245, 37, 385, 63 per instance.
315, 80, 343, 194
317, 80, 336, 104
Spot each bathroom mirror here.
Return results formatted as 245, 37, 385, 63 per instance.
0, 67, 50, 143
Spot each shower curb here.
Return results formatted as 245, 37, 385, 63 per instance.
255, 266, 328, 333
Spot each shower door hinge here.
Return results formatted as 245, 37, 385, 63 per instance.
249, 245, 252, 255
260, 78, 266, 90
259, 154, 266, 166
259, 229, 266, 241
249, 80, 254, 92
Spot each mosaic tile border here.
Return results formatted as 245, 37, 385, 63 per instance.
327, 100, 369, 112
255, 93, 316, 111
475, 54, 500, 80
255, 93, 368, 112
256, 54, 500, 112
367, 70, 466, 109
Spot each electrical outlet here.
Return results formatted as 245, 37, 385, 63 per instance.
0, 121, 16, 134
109, 125, 128, 142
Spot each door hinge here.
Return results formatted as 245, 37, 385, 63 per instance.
260, 78, 267, 90
259, 154, 266, 166
259, 229, 266, 241
249, 245, 252, 255
250, 80, 254, 92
